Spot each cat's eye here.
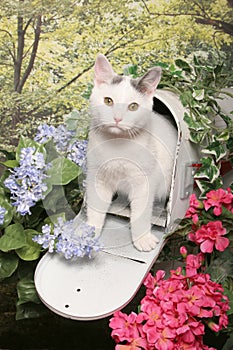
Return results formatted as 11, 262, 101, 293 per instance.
128, 102, 139, 111
104, 97, 114, 106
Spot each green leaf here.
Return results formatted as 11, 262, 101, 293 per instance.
0, 251, 19, 279
189, 130, 207, 143
46, 156, 81, 186
16, 229, 41, 261
192, 89, 205, 101
183, 112, 206, 131
216, 130, 230, 142
43, 185, 66, 212
17, 276, 41, 306
0, 223, 26, 252
227, 136, 233, 152
63, 109, 81, 131
194, 157, 220, 183
195, 178, 223, 198
0, 194, 14, 228
0, 160, 19, 168
180, 92, 193, 107
202, 140, 227, 162
175, 58, 192, 72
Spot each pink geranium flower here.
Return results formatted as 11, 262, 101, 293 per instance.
115, 337, 148, 350
189, 221, 229, 253
146, 326, 176, 350
204, 188, 233, 216
185, 253, 204, 277
110, 238, 229, 350
110, 311, 144, 343
185, 194, 203, 223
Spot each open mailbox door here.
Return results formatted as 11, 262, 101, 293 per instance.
34, 90, 207, 320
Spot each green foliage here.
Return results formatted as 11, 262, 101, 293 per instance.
47, 157, 81, 186
0, 116, 86, 318
16, 262, 47, 320
157, 56, 233, 197
0, 251, 19, 279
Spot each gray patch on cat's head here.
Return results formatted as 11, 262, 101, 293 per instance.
111, 75, 125, 84
130, 78, 142, 93
130, 78, 139, 91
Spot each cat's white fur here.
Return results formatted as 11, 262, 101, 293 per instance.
85, 54, 177, 251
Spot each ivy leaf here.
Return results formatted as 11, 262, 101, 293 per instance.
180, 92, 193, 107
0, 223, 26, 252
16, 229, 41, 261
183, 112, 206, 131
46, 156, 81, 186
175, 59, 192, 72
192, 89, 205, 101
194, 157, 220, 183
216, 130, 230, 142
202, 140, 227, 162
195, 178, 223, 198
189, 130, 207, 143
0, 251, 19, 279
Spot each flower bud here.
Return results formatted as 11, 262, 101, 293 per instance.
180, 246, 187, 258
208, 321, 219, 332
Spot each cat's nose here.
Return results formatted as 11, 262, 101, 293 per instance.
114, 116, 122, 124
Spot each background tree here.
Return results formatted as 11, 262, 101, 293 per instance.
0, 0, 232, 149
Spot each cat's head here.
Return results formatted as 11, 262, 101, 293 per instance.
90, 54, 161, 137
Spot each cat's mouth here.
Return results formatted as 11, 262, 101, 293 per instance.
104, 124, 141, 137
106, 123, 130, 133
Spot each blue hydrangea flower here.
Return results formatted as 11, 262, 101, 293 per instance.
32, 224, 56, 253
53, 125, 75, 153
67, 140, 88, 172
0, 206, 6, 225
35, 123, 75, 154
34, 124, 56, 144
33, 217, 101, 259
4, 147, 50, 216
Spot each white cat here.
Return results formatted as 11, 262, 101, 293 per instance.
85, 54, 177, 251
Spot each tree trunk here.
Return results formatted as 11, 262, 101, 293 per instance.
14, 15, 24, 92
17, 15, 42, 93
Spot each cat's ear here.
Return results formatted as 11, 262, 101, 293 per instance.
94, 54, 115, 86
136, 67, 162, 96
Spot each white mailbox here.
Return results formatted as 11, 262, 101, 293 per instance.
34, 89, 232, 320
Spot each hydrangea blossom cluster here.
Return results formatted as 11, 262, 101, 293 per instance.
0, 206, 6, 225
4, 147, 49, 215
34, 123, 75, 153
185, 188, 233, 254
110, 249, 229, 350
67, 140, 88, 172
33, 217, 102, 259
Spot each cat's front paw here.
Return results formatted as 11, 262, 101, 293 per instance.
133, 233, 159, 252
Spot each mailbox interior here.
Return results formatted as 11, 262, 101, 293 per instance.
107, 94, 180, 231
